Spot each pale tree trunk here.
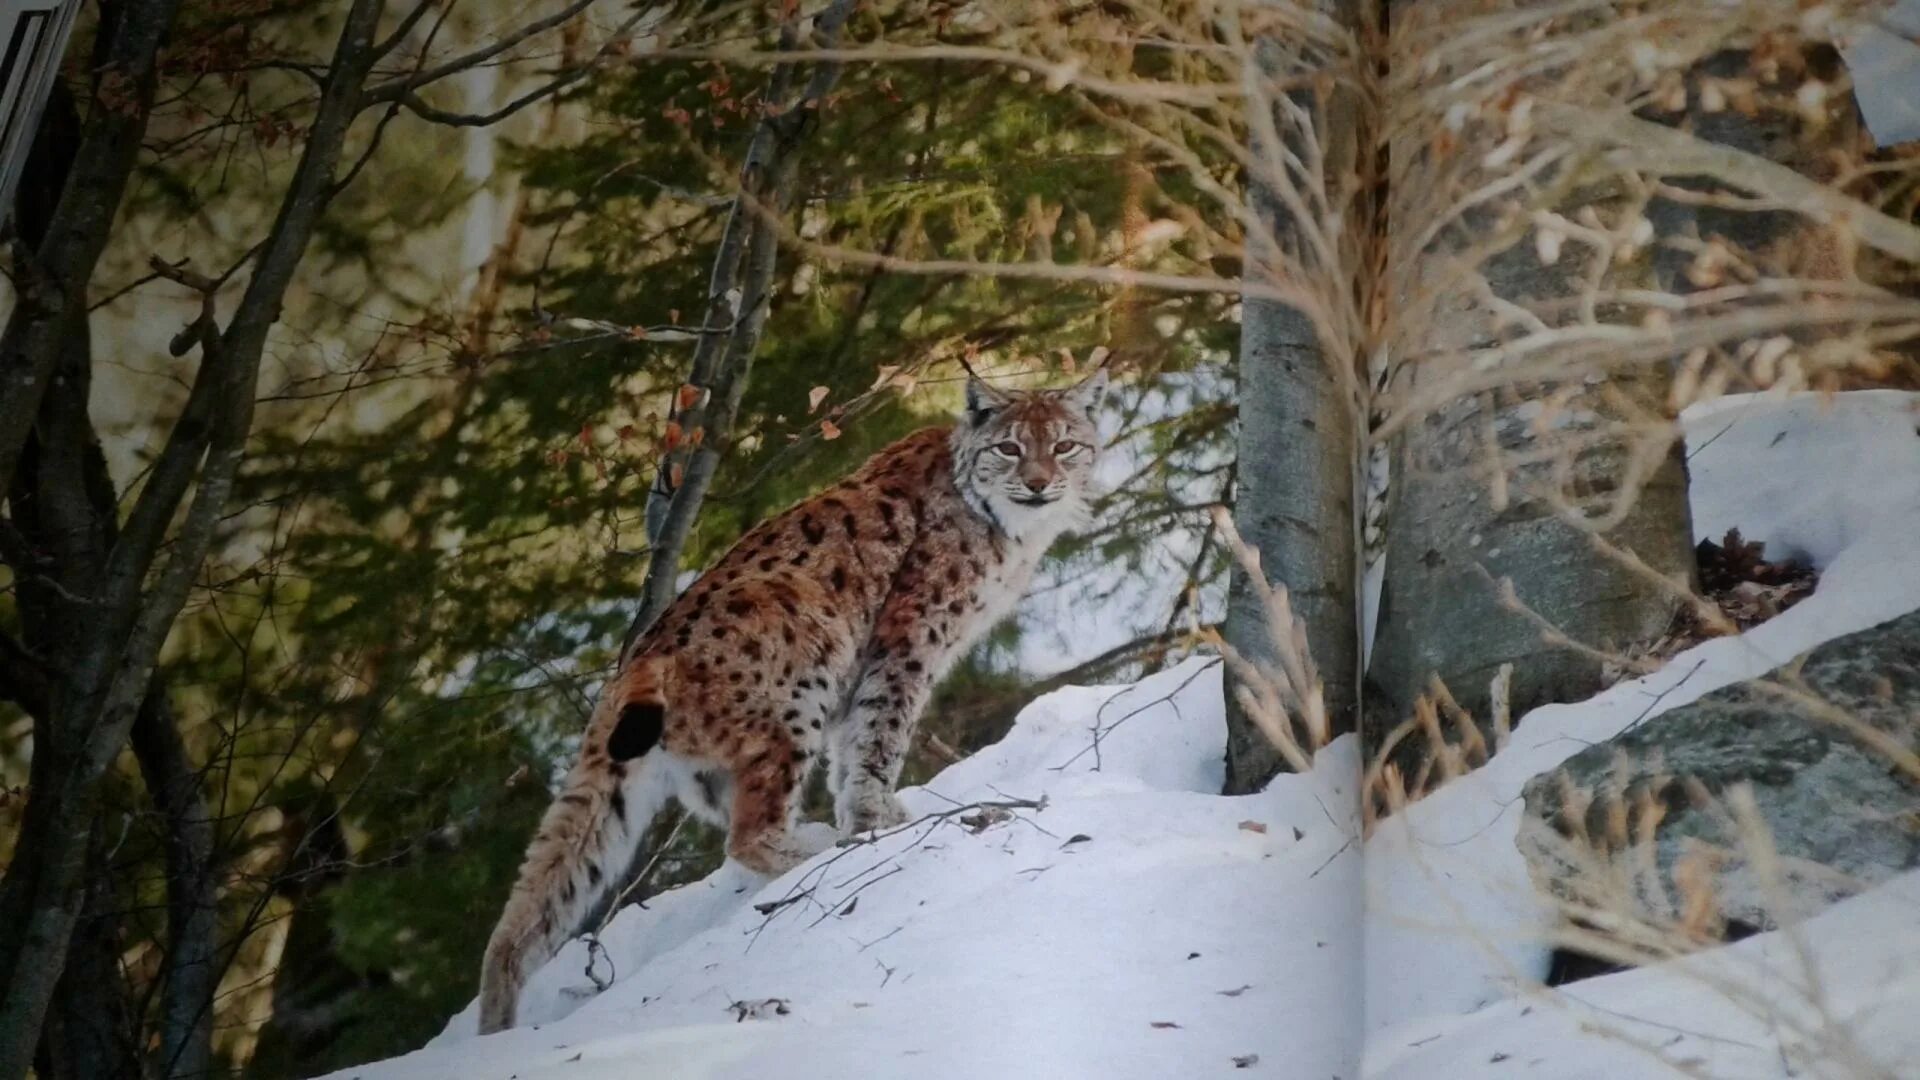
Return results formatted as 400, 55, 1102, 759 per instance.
1366, 115, 1697, 737
1367, 39, 1849, 745
1222, 8, 1372, 794
1365, 361, 1695, 731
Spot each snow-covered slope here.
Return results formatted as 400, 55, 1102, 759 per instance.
335, 659, 1364, 1080
334, 390, 1917, 1080
1364, 390, 1920, 1077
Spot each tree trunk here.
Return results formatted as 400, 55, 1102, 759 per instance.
0, 0, 180, 492
1367, 40, 1853, 747
1222, 11, 1371, 794
1366, 97, 1697, 739
1365, 363, 1695, 731
131, 690, 217, 1080
32, 824, 143, 1080
625, 0, 861, 648
0, 3, 387, 1071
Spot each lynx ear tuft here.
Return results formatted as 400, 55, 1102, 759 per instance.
1059, 367, 1109, 420
965, 376, 1009, 426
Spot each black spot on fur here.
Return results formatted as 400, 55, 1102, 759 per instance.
609, 702, 665, 762
610, 787, 628, 822
800, 515, 826, 545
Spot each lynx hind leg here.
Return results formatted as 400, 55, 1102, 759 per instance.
725, 732, 833, 876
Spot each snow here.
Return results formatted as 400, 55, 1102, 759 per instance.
1369, 867, 1920, 1078
332, 390, 1919, 1080
1364, 390, 1920, 1076
332, 658, 1365, 1080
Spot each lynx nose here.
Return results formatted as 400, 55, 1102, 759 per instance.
1022, 475, 1048, 494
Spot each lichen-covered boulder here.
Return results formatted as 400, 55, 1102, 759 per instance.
1519, 607, 1920, 932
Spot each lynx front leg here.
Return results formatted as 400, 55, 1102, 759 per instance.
833, 653, 936, 833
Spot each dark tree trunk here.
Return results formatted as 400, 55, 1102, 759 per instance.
33, 825, 144, 1080
0, 0, 180, 492
0, 2, 387, 1071
625, 0, 861, 648
131, 691, 217, 1080
1222, 14, 1371, 794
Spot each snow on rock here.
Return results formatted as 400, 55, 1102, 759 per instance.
1364, 391, 1920, 1070
1369, 867, 1920, 1079
335, 657, 1365, 1080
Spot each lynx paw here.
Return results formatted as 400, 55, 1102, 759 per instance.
848, 792, 912, 833
790, 820, 841, 854
732, 822, 838, 877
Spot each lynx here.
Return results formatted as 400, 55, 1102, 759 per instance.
477, 370, 1107, 1032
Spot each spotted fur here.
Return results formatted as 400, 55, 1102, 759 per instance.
477, 370, 1106, 1033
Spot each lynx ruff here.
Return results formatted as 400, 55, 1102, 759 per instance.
477, 370, 1108, 1033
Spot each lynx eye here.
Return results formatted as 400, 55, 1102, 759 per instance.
1053, 440, 1079, 455
994, 440, 1023, 457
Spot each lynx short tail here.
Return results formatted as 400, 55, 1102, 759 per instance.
477, 658, 672, 1034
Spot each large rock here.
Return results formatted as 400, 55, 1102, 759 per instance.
1519, 608, 1920, 933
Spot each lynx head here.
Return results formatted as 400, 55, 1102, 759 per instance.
951, 368, 1107, 540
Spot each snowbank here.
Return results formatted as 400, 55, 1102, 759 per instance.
1364, 390, 1920, 1074
1370, 866, 1920, 1078
334, 658, 1364, 1080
